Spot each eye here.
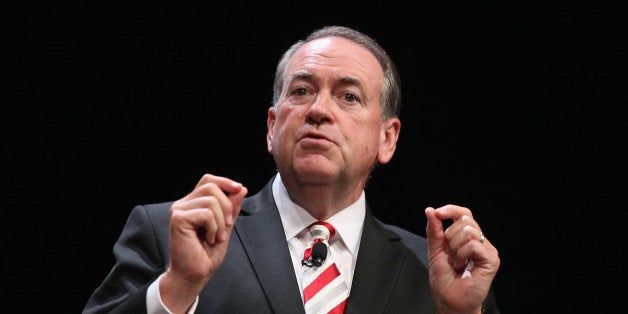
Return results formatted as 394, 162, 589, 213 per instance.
343, 93, 359, 103
294, 87, 308, 96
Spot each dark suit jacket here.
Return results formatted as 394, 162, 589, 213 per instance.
83, 175, 499, 313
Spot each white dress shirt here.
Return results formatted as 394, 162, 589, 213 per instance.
273, 172, 365, 296
146, 173, 366, 313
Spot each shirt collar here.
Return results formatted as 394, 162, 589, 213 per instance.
272, 173, 365, 256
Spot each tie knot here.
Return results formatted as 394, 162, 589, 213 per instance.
309, 221, 336, 241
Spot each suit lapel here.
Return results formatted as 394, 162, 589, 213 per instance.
345, 210, 406, 314
235, 184, 305, 314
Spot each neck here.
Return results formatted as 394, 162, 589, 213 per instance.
281, 176, 365, 221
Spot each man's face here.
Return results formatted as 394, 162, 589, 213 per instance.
266, 36, 398, 187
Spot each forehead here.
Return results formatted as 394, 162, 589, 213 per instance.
286, 36, 384, 86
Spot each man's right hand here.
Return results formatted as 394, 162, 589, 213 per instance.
160, 174, 248, 313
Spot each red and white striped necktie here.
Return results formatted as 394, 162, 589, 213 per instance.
301, 221, 349, 314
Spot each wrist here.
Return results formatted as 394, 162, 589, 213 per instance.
159, 270, 204, 314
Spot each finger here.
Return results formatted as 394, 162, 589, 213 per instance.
433, 204, 473, 222
177, 174, 222, 202
197, 196, 226, 243
192, 181, 235, 221
202, 208, 220, 245
452, 237, 492, 270
448, 225, 485, 269
444, 215, 482, 249
194, 173, 219, 189
194, 184, 234, 240
227, 185, 248, 224
195, 174, 244, 196
196, 174, 246, 226
425, 207, 445, 251
170, 207, 219, 245
177, 174, 247, 242
431, 206, 478, 265
172, 193, 227, 244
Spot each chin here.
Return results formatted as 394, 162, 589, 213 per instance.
293, 159, 339, 183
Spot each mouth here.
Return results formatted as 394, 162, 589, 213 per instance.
301, 132, 334, 144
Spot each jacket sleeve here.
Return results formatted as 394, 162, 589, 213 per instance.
82, 204, 169, 314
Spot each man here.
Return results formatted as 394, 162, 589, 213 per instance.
83, 25, 500, 314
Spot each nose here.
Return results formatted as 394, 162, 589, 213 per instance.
306, 93, 334, 125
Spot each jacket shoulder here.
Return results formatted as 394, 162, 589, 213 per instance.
375, 218, 429, 268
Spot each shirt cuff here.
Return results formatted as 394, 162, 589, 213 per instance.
147, 273, 200, 314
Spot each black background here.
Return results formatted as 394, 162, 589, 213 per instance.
4, 1, 627, 313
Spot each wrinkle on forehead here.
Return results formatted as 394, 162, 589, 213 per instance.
294, 37, 381, 75
285, 37, 383, 100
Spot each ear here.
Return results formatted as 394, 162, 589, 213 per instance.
266, 107, 276, 154
377, 117, 401, 164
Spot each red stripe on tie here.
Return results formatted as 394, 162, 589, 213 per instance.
328, 298, 347, 314
303, 263, 341, 303
310, 221, 336, 239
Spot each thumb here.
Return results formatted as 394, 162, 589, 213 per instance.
425, 207, 445, 250
228, 185, 248, 220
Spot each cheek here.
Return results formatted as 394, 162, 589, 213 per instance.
275, 104, 298, 123
350, 128, 380, 162
361, 138, 379, 159
369, 124, 386, 155
272, 117, 296, 149
276, 106, 304, 132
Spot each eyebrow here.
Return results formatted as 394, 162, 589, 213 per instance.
286, 70, 313, 86
287, 71, 365, 91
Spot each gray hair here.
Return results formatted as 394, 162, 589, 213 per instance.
272, 26, 402, 120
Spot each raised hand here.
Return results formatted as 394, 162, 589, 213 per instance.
161, 174, 248, 313
425, 205, 500, 314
